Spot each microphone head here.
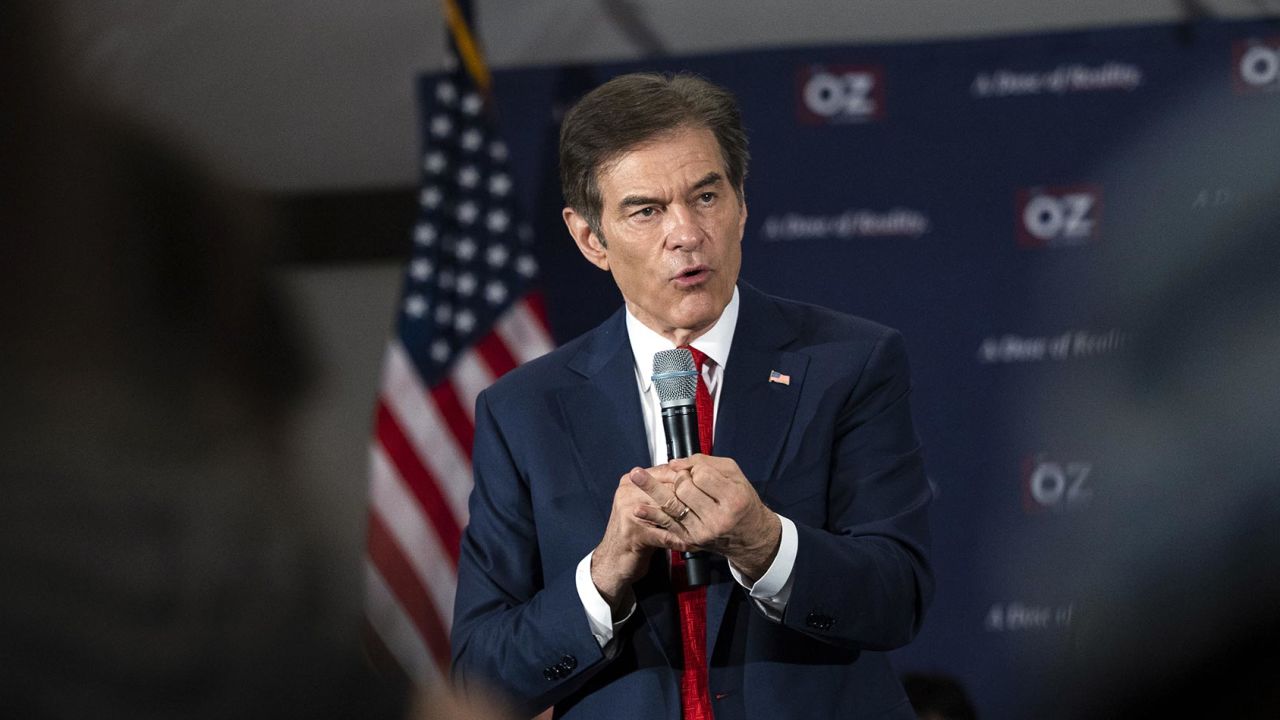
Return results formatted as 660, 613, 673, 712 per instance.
652, 348, 698, 408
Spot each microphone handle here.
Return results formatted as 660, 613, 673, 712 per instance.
660, 404, 699, 460
660, 403, 712, 587
682, 549, 711, 587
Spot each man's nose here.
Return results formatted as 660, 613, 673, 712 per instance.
665, 204, 705, 251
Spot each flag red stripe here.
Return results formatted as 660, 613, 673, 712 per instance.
374, 400, 462, 566
429, 381, 475, 461
367, 513, 452, 671
474, 330, 519, 380
524, 290, 553, 337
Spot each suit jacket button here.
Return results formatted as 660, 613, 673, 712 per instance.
806, 611, 836, 630
561, 654, 578, 670
543, 667, 557, 681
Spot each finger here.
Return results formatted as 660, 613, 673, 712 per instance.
615, 468, 673, 505
631, 503, 669, 529
687, 458, 750, 500
629, 508, 693, 552
669, 453, 740, 476
675, 471, 719, 520
684, 463, 727, 501
666, 455, 722, 489
667, 452, 724, 467
642, 464, 682, 485
665, 455, 699, 473
628, 468, 693, 522
665, 466, 696, 499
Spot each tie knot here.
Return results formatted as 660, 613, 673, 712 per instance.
682, 345, 708, 371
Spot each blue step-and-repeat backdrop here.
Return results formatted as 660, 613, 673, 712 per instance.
441, 18, 1280, 718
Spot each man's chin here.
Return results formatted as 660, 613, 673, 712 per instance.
670, 299, 728, 333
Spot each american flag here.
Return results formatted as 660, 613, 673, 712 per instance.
363, 0, 555, 684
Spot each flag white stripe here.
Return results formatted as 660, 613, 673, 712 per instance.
369, 445, 458, 624
449, 348, 493, 423
496, 299, 555, 365
381, 340, 472, 525
365, 560, 441, 685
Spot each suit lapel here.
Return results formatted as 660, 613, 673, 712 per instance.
556, 309, 681, 664
707, 284, 808, 654
557, 315, 649, 524
712, 285, 807, 501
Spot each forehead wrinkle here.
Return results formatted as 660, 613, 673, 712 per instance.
616, 171, 723, 212
599, 127, 726, 214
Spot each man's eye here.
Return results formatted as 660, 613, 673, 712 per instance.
636, 207, 656, 217
699, 192, 716, 203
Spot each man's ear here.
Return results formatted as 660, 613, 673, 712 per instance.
563, 207, 609, 272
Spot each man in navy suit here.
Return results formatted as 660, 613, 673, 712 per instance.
451, 73, 933, 719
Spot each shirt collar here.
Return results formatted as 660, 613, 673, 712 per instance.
626, 286, 740, 393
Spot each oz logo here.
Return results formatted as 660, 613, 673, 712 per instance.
1016, 185, 1103, 247
1233, 37, 1280, 93
1021, 455, 1093, 514
796, 65, 885, 124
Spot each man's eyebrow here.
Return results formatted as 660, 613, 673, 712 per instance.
617, 173, 725, 210
619, 194, 664, 209
691, 172, 724, 191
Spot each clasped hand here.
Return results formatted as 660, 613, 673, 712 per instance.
590, 454, 781, 612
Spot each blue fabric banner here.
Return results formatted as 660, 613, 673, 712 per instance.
436, 18, 1280, 718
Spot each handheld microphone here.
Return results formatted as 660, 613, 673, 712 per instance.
652, 348, 711, 587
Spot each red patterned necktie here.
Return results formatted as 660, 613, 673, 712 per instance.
671, 346, 713, 719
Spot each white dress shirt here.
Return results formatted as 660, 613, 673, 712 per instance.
575, 287, 799, 647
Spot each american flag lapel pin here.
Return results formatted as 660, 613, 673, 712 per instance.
768, 370, 791, 386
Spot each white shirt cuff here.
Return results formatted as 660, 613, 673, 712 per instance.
729, 514, 797, 620
576, 551, 634, 647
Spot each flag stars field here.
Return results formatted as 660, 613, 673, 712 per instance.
435, 81, 457, 105
456, 200, 479, 225
488, 173, 511, 196
410, 258, 433, 281
458, 165, 480, 188
419, 187, 442, 209
366, 42, 553, 680
455, 237, 477, 261
485, 281, 508, 305
404, 295, 427, 319
486, 209, 509, 233
485, 245, 508, 267
424, 151, 447, 174
430, 114, 453, 138
516, 255, 537, 277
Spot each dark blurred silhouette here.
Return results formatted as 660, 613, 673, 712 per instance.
1043, 193, 1280, 718
902, 672, 977, 720
1025, 48, 1280, 720
0, 3, 414, 718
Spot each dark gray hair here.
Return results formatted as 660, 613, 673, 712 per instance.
559, 72, 749, 241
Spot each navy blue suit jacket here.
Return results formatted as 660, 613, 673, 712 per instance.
451, 284, 933, 719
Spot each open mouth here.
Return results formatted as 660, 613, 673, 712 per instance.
675, 265, 709, 284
